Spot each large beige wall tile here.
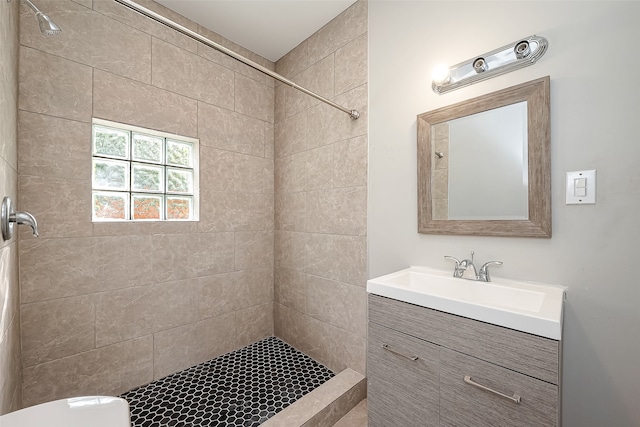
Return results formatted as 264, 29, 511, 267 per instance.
233, 268, 274, 309
153, 313, 236, 379
275, 152, 307, 194
234, 154, 274, 193
334, 33, 367, 96
432, 198, 448, 220
235, 74, 274, 123
93, 69, 197, 138
22, 336, 154, 407
306, 187, 367, 236
275, 231, 306, 270
276, 41, 309, 79
274, 303, 311, 355
333, 135, 367, 188
195, 24, 272, 85
274, 267, 307, 313
18, 46, 92, 122
95, 280, 200, 347
16, 0, 277, 401
307, 0, 368, 65
151, 232, 234, 282
0, 163, 17, 250
286, 55, 335, 117
200, 146, 235, 192
18, 175, 93, 239
92, 0, 198, 53
308, 84, 367, 149
18, 111, 91, 179
273, 0, 368, 383
305, 317, 365, 374
92, 220, 198, 237
20, 0, 151, 83
0, 316, 21, 414
152, 38, 234, 109
19, 235, 155, 303
432, 169, 449, 199
275, 192, 306, 232
306, 145, 333, 191
0, 244, 18, 335
235, 302, 274, 348
72, 0, 93, 8
197, 189, 235, 233
305, 234, 366, 286
275, 84, 286, 124
265, 123, 275, 159
0, 0, 18, 174
274, 111, 308, 157
133, 0, 197, 31
234, 231, 274, 270
196, 273, 239, 320
306, 276, 366, 337
198, 101, 265, 156
0, 2, 18, 408
21, 295, 95, 367
232, 192, 273, 232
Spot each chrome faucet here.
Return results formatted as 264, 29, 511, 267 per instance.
444, 252, 502, 282
1, 197, 39, 240
11, 211, 39, 237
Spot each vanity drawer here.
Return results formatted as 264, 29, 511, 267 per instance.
440, 348, 558, 427
368, 322, 440, 427
369, 294, 559, 384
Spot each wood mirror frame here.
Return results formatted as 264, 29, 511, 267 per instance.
417, 76, 551, 237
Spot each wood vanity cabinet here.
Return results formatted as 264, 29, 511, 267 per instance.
367, 294, 562, 427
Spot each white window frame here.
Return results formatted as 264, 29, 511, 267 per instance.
91, 118, 199, 222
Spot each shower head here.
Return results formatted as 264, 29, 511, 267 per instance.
22, 0, 62, 35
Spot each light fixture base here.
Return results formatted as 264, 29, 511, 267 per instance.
432, 35, 548, 94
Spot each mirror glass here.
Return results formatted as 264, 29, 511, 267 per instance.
417, 76, 551, 238
432, 102, 528, 220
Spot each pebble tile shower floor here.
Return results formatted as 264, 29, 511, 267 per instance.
120, 337, 335, 426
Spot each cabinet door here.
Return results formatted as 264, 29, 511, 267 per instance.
368, 322, 440, 427
440, 348, 558, 427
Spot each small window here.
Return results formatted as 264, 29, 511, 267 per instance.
92, 119, 199, 222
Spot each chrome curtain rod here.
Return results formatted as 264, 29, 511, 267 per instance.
113, 0, 360, 120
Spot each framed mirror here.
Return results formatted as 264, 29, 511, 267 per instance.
417, 76, 551, 237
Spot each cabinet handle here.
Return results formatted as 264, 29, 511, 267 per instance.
381, 344, 419, 361
464, 375, 521, 404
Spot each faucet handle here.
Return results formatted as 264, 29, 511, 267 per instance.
479, 261, 503, 282
444, 256, 461, 267
445, 256, 465, 278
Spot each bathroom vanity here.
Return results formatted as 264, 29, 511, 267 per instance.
366, 267, 564, 427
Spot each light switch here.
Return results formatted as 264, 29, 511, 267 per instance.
566, 170, 596, 204
574, 186, 586, 197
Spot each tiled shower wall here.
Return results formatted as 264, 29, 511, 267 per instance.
0, 0, 21, 414
273, 1, 368, 374
18, 0, 275, 407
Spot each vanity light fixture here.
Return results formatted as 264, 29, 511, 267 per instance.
431, 35, 548, 94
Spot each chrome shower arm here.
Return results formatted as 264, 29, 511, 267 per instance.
10, 211, 39, 237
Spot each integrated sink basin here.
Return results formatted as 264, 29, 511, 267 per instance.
367, 266, 565, 340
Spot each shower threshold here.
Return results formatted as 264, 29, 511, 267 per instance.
121, 337, 335, 427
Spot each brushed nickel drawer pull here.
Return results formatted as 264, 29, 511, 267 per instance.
464, 375, 521, 404
382, 344, 419, 361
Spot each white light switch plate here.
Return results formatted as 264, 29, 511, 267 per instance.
566, 170, 596, 204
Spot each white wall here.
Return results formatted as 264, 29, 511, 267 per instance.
369, 2, 640, 425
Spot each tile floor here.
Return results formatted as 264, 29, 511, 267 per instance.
120, 337, 334, 426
